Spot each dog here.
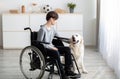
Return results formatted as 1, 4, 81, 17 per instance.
69, 33, 88, 74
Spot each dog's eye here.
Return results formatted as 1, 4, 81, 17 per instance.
76, 35, 78, 37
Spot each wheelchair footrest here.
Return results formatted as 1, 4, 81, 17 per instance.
68, 74, 81, 78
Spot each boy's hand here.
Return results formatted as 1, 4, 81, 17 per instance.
52, 47, 58, 51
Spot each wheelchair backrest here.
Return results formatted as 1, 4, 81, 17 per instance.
31, 32, 38, 42
31, 31, 47, 57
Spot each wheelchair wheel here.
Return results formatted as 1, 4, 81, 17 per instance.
20, 46, 45, 79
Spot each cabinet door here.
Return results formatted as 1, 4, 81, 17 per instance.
2, 14, 29, 31
29, 14, 46, 31
57, 14, 83, 31
3, 32, 30, 49
57, 14, 83, 37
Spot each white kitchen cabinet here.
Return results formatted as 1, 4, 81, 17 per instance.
2, 14, 30, 49
2, 13, 83, 49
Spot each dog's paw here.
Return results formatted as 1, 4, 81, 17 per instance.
82, 70, 88, 74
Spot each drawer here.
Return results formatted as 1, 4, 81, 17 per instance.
2, 14, 29, 31
57, 14, 83, 26
3, 32, 30, 49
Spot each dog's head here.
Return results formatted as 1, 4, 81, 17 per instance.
70, 33, 83, 45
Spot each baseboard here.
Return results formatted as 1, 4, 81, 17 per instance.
0, 46, 3, 49
85, 45, 96, 48
85, 45, 99, 52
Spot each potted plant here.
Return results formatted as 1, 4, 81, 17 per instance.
67, 3, 76, 13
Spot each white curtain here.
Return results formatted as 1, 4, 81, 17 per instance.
99, 0, 120, 78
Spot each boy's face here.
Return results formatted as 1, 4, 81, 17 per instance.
50, 18, 57, 25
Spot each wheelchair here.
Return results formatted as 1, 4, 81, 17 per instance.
19, 27, 81, 79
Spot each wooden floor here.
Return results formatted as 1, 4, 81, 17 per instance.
0, 47, 117, 79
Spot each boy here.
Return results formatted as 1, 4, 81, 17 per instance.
37, 11, 78, 79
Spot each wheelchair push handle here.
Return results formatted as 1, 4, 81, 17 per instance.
24, 27, 32, 32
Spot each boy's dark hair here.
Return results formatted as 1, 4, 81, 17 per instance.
46, 11, 59, 21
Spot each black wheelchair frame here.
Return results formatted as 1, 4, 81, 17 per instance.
19, 27, 81, 79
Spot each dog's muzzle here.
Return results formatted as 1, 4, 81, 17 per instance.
72, 36, 79, 44
73, 40, 79, 44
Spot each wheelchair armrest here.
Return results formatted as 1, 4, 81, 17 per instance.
54, 36, 70, 40
54, 36, 70, 44
32, 40, 50, 44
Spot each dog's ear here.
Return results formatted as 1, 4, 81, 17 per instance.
80, 37, 84, 44
80, 40, 82, 44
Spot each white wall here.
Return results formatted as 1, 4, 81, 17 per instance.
0, 0, 97, 47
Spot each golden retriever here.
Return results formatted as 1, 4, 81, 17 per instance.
69, 33, 88, 74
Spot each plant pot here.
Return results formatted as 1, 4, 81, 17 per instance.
69, 8, 74, 13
